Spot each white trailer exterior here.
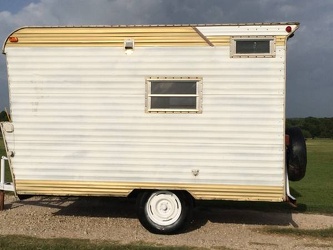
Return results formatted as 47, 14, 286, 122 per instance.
1, 23, 300, 233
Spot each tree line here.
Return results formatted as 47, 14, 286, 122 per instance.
0, 111, 9, 123
1, 110, 332, 138
0, 111, 9, 134
287, 117, 333, 139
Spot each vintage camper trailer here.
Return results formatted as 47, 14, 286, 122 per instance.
1, 23, 306, 234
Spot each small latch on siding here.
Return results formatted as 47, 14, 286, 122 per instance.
192, 169, 199, 176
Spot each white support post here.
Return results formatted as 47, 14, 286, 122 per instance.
0, 156, 7, 185
0, 156, 6, 211
0, 156, 14, 193
286, 170, 297, 207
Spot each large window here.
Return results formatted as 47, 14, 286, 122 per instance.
230, 36, 276, 58
145, 77, 203, 113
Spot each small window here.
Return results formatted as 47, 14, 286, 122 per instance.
145, 77, 203, 113
231, 36, 275, 58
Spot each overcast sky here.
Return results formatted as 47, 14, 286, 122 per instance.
0, 0, 332, 117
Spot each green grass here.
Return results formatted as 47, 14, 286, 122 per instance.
264, 227, 333, 239
261, 227, 333, 248
290, 139, 333, 214
0, 235, 198, 250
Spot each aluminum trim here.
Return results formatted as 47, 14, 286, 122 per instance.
16, 180, 285, 202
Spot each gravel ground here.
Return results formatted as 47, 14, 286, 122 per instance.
1, 195, 332, 249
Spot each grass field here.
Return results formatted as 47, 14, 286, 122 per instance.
290, 139, 333, 214
0, 235, 199, 250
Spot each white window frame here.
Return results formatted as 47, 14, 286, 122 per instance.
145, 77, 203, 114
230, 36, 276, 58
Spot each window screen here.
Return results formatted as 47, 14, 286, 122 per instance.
231, 36, 275, 58
146, 77, 203, 113
236, 40, 270, 54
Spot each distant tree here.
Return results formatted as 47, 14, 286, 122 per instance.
301, 129, 312, 139
303, 117, 321, 138
0, 110, 9, 134
321, 118, 333, 138
0, 111, 9, 122
286, 117, 333, 139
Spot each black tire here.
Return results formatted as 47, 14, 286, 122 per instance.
286, 127, 307, 181
136, 190, 193, 234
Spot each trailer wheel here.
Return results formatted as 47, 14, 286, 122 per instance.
136, 190, 192, 234
286, 127, 307, 181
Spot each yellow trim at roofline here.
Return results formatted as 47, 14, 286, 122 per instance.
5, 26, 209, 48
4, 26, 290, 49
206, 36, 230, 46
16, 180, 285, 202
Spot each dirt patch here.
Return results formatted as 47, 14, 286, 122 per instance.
1, 195, 332, 249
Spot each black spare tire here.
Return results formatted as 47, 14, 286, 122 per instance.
286, 127, 307, 181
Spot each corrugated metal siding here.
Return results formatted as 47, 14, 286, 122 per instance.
4, 43, 286, 199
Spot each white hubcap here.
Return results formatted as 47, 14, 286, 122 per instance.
146, 191, 182, 226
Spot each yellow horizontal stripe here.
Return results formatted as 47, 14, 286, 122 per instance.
206, 36, 230, 46
7, 26, 287, 48
6, 42, 209, 47
16, 180, 285, 202
6, 26, 210, 47
15, 27, 197, 34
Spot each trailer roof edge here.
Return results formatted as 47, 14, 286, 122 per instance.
2, 22, 300, 53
